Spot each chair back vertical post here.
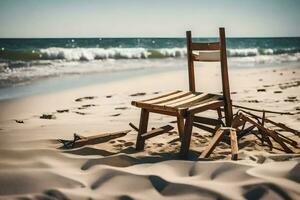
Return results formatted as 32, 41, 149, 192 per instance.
219, 27, 233, 126
186, 31, 196, 92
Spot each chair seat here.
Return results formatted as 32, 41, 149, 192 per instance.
132, 90, 224, 116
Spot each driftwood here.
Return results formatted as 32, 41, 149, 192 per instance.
58, 130, 131, 149
201, 106, 299, 159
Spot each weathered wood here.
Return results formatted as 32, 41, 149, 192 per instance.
237, 125, 256, 140
193, 116, 223, 126
193, 122, 216, 134
133, 91, 191, 106
240, 114, 293, 153
164, 93, 209, 107
129, 122, 139, 132
230, 129, 238, 160
136, 109, 149, 150
59, 130, 131, 149
232, 104, 294, 115
240, 110, 299, 136
177, 116, 185, 139
187, 100, 224, 114
200, 128, 225, 158
140, 90, 181, 102
186, 31, 196, 92
191, 42, 220, 51
141, 125, 174, 140
220, 27, 233, 126
180, 114, 194, 158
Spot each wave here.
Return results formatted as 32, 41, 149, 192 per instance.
1, 47, 300, 61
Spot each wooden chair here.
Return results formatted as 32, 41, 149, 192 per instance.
131, 28, 233, 158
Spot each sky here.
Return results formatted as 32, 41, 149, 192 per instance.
0, 0, 299, 38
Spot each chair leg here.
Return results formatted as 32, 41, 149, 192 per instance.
200, 128, 225, 158
230, 129, 238, 160
179, 114, 193, 159
177, 116, 184, 139
136, 108, 149, 150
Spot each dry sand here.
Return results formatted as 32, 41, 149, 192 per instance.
0, 64, 299, 200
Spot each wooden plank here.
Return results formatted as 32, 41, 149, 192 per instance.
142, 91, 191, 104
59, 130, 131, 149
200, 128, 225, 158
179, 114, 194, 158
230, 129, 238, 160
193, 116, 223, 126
139, 90, 181, 103
219, 27, 233, 126
141, 125, 174, 140
133, 101, 180, 114
237, 125, 255, 140
193, 122, 216, 134
159, 93, 198, 106
193, 51, 220, 62
187, 100, 224, 114
136, 109, 149, 150
191, 42, 220, 51
167, 93, 210, 108
186, 31, 196, 92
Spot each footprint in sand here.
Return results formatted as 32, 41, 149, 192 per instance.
75, 96, 97, 102
117, 140, 126, 143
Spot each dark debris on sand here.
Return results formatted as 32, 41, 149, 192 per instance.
40, 114, 56, 120
15, 120, 24, 124
130, 92, 146, 97
75, 96, 97, 102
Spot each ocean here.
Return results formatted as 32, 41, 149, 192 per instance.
0, 37, 300, 100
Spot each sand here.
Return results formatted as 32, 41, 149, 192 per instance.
0, 64, 299, 199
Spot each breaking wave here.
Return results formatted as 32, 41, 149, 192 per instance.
1, 47, 300, 61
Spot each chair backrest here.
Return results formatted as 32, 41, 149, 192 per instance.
186, 27, 233, 126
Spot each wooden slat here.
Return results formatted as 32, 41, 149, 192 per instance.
200, 128, 225, 158
193, 51, 220, 62
191, 42, 220, 51
158, 93, 198, 106
179, 95, 221, 110
230, 129, 238, 160
187, 100, 224, 114
141, 125, 174, 140
143, 91, 191, 104
139, 90, 181, 103
193, 116, 223, 126
167, 93, 210, 108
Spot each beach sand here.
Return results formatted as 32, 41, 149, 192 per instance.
0, 64, 300, 199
